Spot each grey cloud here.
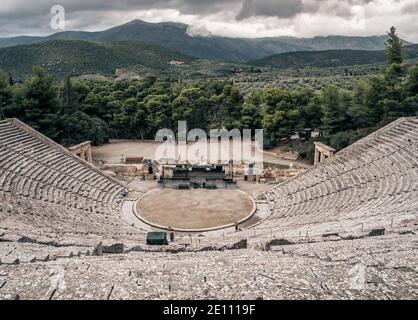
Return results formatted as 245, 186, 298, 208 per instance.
237, 0, 304, 20
236, 0, 376, 20
0, 0, 416, 42
0, 0, 375, 23
0, 0, 238, 36
402, 1, 418, 14
0, 0, 236, 19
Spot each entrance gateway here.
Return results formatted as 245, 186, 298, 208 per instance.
314, 142, 336, 165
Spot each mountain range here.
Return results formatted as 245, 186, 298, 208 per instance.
0, 40, 196, 81
3, 39, 417, 81
250, 44, 418, 69
0, 19, 412, 63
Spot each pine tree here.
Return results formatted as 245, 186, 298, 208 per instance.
320, 85, 347, 135
19, 66, 59, 138
385, 27, 403, 65
62, 76, 79, 114
240, 103, 261, 131
364, 77, 386, 125
407, 66, 418, 95
385, 27, 406, 82
8, 72, 14, 86
0, 69, 12, 119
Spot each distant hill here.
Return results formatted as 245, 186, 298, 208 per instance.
0, 36, 43, 47
0, 40, 196, 81
3, 39, 417, 82
0, 19, 412, 63
249, 44, 418, 69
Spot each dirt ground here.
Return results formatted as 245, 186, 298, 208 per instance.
136, 189, 254, 230
264, 144, 313, 167
235, 180, 275, 199
92, 140, 312, 168
93, 139, 260, 163
126, 180, 158, 193
93, 140, 304, 230
92, 140, 162, 163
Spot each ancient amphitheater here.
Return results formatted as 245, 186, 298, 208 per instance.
0, 117, 417, 300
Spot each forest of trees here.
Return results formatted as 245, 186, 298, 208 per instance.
1, 27, 418, 159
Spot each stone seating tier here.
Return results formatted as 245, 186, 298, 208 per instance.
0, 119, 145, 244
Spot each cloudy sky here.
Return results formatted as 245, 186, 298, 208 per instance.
0, 0, 417, 41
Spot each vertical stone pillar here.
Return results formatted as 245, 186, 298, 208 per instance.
314, 149, 320, 165
68, 141, 93, 164
314, 142, 336, 165
87, 147, 93, 163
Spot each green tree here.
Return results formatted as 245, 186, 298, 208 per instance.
173, 87, 207, 130
145, 94, 172, 137
320, 85, 347, 135
385, 27, 406, 84
8, 72, 14, 86
240, 103, 262, 131
58, 111, 109, 146
81, 92, 102, 116
132, 102, 148, 140
0, 69, 12, 119
12, 66, 59, 138
260, 88, 306, 148
385, 27, 403, 65
302, 97, 323, 129
364, 77, 386, 125
61, 76, 79, 114
407, 66, 418, 95
348, 80, 371, 128
172, 96, 193, 124
401, 66, 418, 116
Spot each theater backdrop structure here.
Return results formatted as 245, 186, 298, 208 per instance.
158, 165, 236, 189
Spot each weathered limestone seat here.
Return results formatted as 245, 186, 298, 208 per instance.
240, 117, 418, 239
0, 119, 145, 245
0, 115, 418, 300
1, 117, 418, 262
